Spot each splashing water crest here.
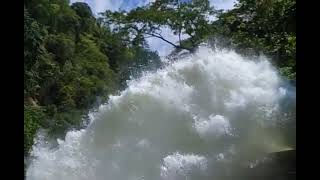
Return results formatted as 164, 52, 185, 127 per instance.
26, 47, 296, 180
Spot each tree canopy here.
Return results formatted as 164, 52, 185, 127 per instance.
24, 0, 162, 159
215, 0, 296, 79
101, 0, 219, 52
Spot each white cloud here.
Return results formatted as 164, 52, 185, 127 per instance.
70, 0, 125, 14
70, 0, 157, 14
137, 0, 156, 7
96, 0, 124, 12
70, 0, 84, 3
209, 0, 237, 10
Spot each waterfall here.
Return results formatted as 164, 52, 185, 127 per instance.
26, 46, 296, 180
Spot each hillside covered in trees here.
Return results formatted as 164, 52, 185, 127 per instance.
24, 0, 162, 157
24, 0, 295, 170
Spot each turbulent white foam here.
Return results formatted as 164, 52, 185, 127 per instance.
27, 130, 99, 180
26, 47, 295, 180
160, 152, 207, 179
194, 114, 232, 138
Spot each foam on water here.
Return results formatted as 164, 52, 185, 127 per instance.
160, 152, 207, 179
26, 47, 295, 180
193, 114, 232, 138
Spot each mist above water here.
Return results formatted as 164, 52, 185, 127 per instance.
26, 46, 296, 180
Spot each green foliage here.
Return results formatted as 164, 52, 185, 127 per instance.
279, 66, 295, 80
24, 105, 45, 155
71, 2, 93, 18
214, 0, 296, 80
46, 110, 84, 135
55, 6, 80, 35
118, 47, 162, 86
24, 9, 45, 96
45, 33, 75, 67
71, 2, 95, 42
101, 0, 218, 51
72, 35, 117, 106
24, 0, 162, 161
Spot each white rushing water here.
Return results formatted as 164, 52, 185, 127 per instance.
26, 46, 296, 180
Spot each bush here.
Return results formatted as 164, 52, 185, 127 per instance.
24, 105, 45, 155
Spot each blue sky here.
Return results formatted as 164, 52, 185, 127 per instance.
70, 0, 237, 56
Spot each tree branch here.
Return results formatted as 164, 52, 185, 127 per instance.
145, 32, 192, 51
178, 0, 182, 46
179, 28, 182, 46
145, 32, 178, 47
127, 23, 193, 52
